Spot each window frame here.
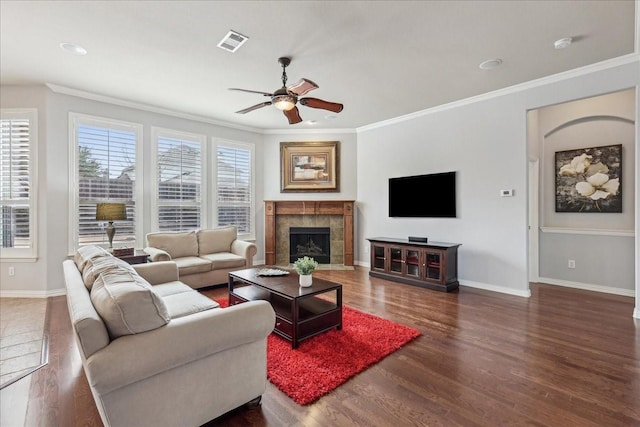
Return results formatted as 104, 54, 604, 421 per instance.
150, 126, 207, 232
213, 138, 255, 241
0, 108, 38, 261
68, 112, 143, 254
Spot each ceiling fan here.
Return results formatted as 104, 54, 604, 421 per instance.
229, 57, 343, 125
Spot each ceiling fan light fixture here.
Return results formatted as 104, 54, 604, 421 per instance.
272, 94, 296, 111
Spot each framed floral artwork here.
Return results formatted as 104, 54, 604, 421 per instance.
280, 141, 339, 192
555, 144, 622, 213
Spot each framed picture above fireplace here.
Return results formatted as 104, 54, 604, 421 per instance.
280, 141, 339, 192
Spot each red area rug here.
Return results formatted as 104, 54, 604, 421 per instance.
216, 298, 420, 405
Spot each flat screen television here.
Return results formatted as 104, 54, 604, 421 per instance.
388, 171, 456, 218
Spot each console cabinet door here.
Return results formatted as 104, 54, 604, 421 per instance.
422, 250, 444, 284
370, 243, 387, 272
389, 246, 405, 275
404, 247, 421, 278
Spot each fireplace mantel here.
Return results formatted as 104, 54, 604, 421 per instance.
264, 200, 354, 266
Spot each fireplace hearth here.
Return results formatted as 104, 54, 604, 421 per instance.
289, 227, 330, 264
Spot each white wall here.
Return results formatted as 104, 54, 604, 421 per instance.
356, 58, 640, 301
357, 96, 531, 296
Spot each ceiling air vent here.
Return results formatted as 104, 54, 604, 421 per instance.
217, 30, 248, 53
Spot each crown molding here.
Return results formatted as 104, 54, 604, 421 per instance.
261, 127, 356, 135
45, 83, 263, 134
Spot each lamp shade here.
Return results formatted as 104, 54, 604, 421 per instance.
96, 203, 127, 221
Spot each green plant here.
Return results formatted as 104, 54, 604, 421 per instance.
293, 256, 318, 275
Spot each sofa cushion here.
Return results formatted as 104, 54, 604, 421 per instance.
162, 292, 219, 319
147, 231, 198, 259
197, 226, 237, 255
74, 245, 111, 274
82, 255, 136, 290
90, 268, 170, 339
174, 256, 212, 276
200, 252, 246, 270
151, 281, 196, 298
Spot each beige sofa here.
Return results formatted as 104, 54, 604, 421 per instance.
145, 226, 257, 289
63, 245, 275, 427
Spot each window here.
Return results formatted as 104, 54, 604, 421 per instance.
69, 113, 142, 251
152, 128, 205, 232
215, 140, 254, 239
0, 109, 37, 259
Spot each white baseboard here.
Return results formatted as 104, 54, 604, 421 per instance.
0, 289, 66, 298
537, 277, 636, 297
459, 280, 532, 298
358, 260, 532, 297
634, 307, 640, 319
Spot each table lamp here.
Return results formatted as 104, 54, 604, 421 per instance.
96, 203, 127, 249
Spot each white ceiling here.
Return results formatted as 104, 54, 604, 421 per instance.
0, 1, 636, 131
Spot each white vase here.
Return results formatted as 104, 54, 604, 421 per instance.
299, 274, 313, 287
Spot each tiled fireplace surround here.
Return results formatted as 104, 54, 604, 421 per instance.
264, 200, 355, 267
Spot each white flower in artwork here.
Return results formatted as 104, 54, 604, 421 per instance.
575, 172, 620, 200
559, 153, 592, 176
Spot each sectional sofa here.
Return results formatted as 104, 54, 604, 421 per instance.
63, 245, 275, 427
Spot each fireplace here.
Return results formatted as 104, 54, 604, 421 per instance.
264, 200, 354, 266
289, 227, 330, 264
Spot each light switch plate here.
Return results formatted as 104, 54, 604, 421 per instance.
500, 189, 514, 197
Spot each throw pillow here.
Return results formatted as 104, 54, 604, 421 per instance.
82, 255, 136, 290
90, 268, 170, 339
197, 226, 237, 255
146, 231, 198, 259
74, 245, 110, 274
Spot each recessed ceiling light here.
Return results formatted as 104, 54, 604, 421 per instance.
325, 115, 337, 120
554, 37, 572, 49
479, 59, 502, 70
60, 42, 87, 55
307, 120, 317, 125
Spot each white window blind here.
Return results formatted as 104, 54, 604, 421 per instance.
74, 117, 139, 248
154, 130, 203, 231
0, 110, 37, 258
216, 142, 253, 235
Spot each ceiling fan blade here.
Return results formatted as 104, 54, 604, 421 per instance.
229, 88, 273, 97
299, 97, 344, 113
235, 101, 272, 114
287, 78, 318, 96
283, 106, 303, 124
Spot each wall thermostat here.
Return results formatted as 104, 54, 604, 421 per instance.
500, 189, 514, 197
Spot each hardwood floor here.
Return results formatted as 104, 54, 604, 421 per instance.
10, 267, 640, 426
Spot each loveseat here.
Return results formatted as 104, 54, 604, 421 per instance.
145, 226, 257, 289
63, 245, 275, 427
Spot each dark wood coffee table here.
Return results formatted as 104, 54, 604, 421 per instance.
228, 267, 342, 349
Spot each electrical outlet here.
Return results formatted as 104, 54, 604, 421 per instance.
8, 267, 15, 276
568, 260, 576, 269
